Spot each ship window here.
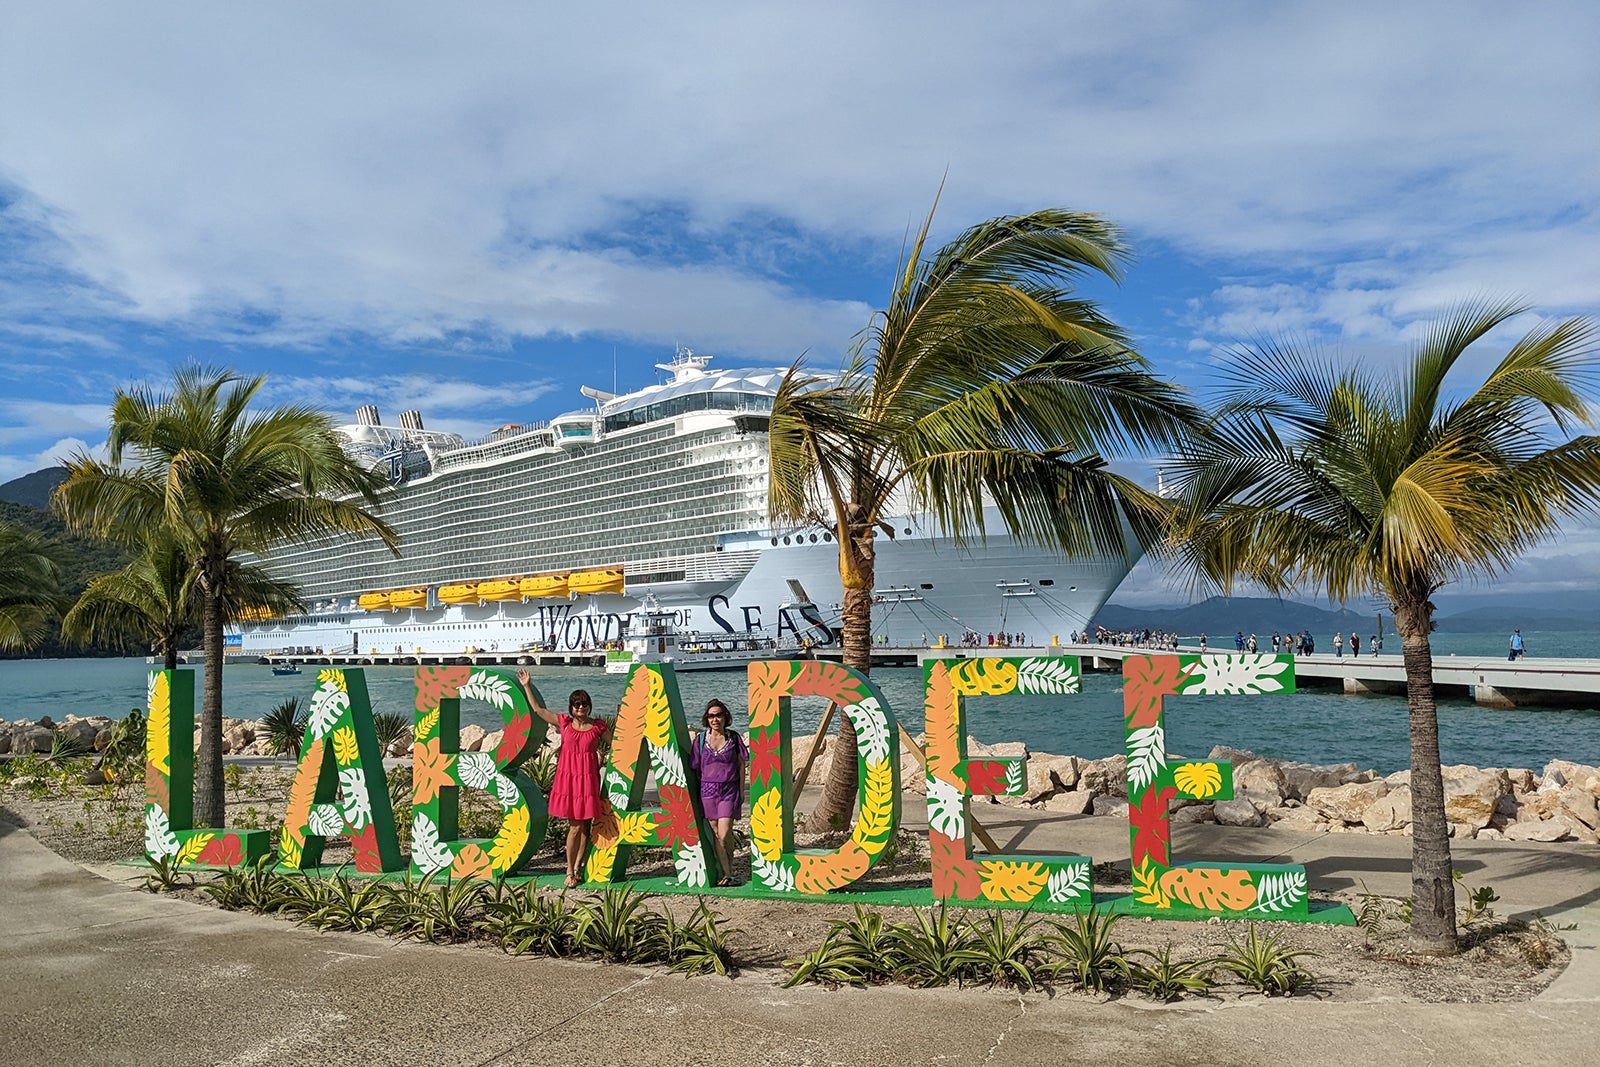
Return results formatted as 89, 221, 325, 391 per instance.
823, 532, 832, 541
783, 536, 791, 545
921, 583, 934, 590
1039, 579, 1054, 586
809, 534, 818, 543
771, 537, 778, 546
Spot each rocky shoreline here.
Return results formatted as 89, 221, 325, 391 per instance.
6, 714, 1598, 845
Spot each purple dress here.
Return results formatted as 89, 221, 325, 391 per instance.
690, 730, 746, 820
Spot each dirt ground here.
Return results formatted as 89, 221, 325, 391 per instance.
0, 759, 1569, 1004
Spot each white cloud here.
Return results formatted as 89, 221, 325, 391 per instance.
0, 436, 94, 484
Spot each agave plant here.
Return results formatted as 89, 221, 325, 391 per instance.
381, 871, 489, 943
571, 886, 665, 964
1046, 907, 1126, 992
300, 871, 391, 932
141, 853, 194, 893
1120, 945, 1216, 1001
662, 900, 740, 978
825, 904, 896, 983
258, 697, 307, 759
201, 856, 287, 912
958, 910, 1047, 990
887, 904, 976, 988
482, 882, 580, 957
1215, 925, 1317, 996
371, 711, 412, 757
782, 935, 882, 989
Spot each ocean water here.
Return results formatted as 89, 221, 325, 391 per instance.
3, 631, 1597, 775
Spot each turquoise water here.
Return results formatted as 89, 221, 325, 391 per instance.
3, 632, 1597, 775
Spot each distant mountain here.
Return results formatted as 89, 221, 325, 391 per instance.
1432, 605, 1600, 633
0, 466, 66, 509
0, 491, 138, 659
1095, 596, 1382, 640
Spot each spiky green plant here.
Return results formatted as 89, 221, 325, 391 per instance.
958, 910, 1047, 990
381, 872, 489, 944
483, 883, 579, 957
1215, 925, 1317, 996
371, 711, 412, 757
782, 935, 881, 988
141, 853, 194, 893
1120, 945, 1216, 1001
300, 872, 391, 932
1168, 302, 1600, 954
887, 904, 976, 988
571, 886, 665, 964
663, 900, 739, 977
258, 697, 307, 759
1046, 907, 1126, 992
0, 521, 66, 651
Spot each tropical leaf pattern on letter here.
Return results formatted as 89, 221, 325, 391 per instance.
977, 860, 1049, 903
1181, 654, 1291, 695
411, 737, 456, 806
282, 738, 325, 848
1126, 723, 1166, 794
450, 842, 493, 881
338, 767, 371, 828
926, 774, 966, 840
1159, 867, 1258, 912
331, 725, 360, 767
1016, 657, 1079, 694
1250, 870, 1308, 913
922, 661, 961, 777
843, 697, 890, 766
675, 842, 708, 887
307, 681, 349, 739
648, 743, 686, 788
1122, 655, 1188, 729
410, 811, 452, 874
308, 804, 343, 838
1003, 759, 1026, 796
750, 788, 784, 861
1173, 761, 1223, 799
146, 671, 171, 777
489, 805, 531, 871
144, 806, 179, 858
795, 843, 870, 894
1046, 864, 1090, 904
850, 759, 895, 856
492, 773, 521, 812
745, 660, 792, 731
949, 658, 1018, 696
413, 665, 470, 713
458, 751, 497, 790
1132, 857, 1170, 908
752, 852, 796, 893
173, 832, 212, 867
642, 669, 672, 748
415, 708, 440, 742
459, 670, 514, 709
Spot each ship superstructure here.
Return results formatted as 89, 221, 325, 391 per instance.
231, 350, 1139, 657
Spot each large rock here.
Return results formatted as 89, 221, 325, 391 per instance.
58, 718, 101, 749
1029, 754, 1080, 793
1090, 795, 1129, 818
458, 725, 490, 753
1234, 759, 1289, 804
1078, 755, 1127, 797
25, 727, 54, 753
1305, 780, 1390, 824
1504, 818, 1573, 842
967, 736, 1028, 760
1208, 746, 1259, 767
1442, 765, 1511, 830
0, 730, 12, 755
1270, 806, 1330, 832
1362, 785, 1413, 832
1213, 797, 1267, 827
1171, 803, 1217, 825
1557, 786, 1600, 830
1043, 789, 1094, 815
1281, 761, 1364, 800
1543, 760, 1600, 796
223, 722, 255, 755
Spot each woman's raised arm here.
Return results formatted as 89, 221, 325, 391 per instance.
516, 668, 561, 727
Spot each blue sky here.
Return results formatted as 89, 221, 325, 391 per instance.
1, 2, 1597, 609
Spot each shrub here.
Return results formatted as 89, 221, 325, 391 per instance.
1121, 945, 1216, 1001
1046, 907, 1126, 992
1215, 925, 1316, 996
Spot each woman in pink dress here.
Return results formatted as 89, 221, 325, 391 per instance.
518, 669, 607, 888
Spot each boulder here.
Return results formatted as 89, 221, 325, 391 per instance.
1305, 780, 1390, 824
387, 735, 412, 759
1385, 769, 1412, 788
1043, 789, 1094, 815
94, 727, 113, 752
1090, 795, 1129, 818
1171, 803, 1217, 825
967, 736, 1028, 760
1028, 754, 1081, 793
1543, 760, 1600, 794
1506, 768, 1537, 794
458, 725, 489, 753
1442, 765, 1511, 830
1078, 755, 1127, 797
1213, 798, 1267, 827
1362, 785, 1413, 832
0, 730, 12, 755
1558, 786, 1600, 831
223, 722, 254, 755
1477, 827, 1504, 840
1270, 806, 1329, 832
481, 729, 505, 756
26, 727, 54, 753
1208, 746, 1259, 767
1281, 761, 1363, 800
1504, 818, 1573, 843
59, 719, 100, 749
1234, 759, 1289, 804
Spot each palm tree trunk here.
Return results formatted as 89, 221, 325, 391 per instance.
1393, 596, 1458, 954
195, 576, 226, 827
806, 530, 874, 831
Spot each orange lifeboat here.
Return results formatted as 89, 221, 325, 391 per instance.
569, 567, 625, 596
357, 592, 391, 612
519, 573, 570, 600
438, 583, 480, 605
477, 579, 521, 602
389, 588, 428, 609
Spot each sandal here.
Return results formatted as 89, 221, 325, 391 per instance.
565, 874, 579, 889
716, 876, 733, 888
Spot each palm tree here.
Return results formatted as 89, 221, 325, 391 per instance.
1166, 301, 1600, 954
54, 365, 399, 826
61, 528, 304, 671
769, 204, 1202, 828
0, 522, 66, 651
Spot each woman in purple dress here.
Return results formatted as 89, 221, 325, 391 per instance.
689, 699, 746, 887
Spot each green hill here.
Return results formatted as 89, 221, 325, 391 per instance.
0, 497, 142, 659
0, 466, 66, 509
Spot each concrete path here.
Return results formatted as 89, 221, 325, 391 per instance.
2, 812, 1598, 1066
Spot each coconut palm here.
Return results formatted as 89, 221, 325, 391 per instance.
0, 521, 66, 651
1166, 301, 1600, 954
54, 365, 399, 826
61, 528, 304, 671
769, 205, 1202, 828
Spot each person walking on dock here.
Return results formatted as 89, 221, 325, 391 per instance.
1350, 632, 1360, 656
1333, 631, 1343, 658
1509, 629, 1526, 660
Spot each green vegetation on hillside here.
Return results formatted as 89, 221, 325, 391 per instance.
0, 500, 145, 659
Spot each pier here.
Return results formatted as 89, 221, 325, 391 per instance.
922, 644, 1600, 710
255, 647, 924, 671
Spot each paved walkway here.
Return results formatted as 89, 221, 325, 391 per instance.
2, 811, 1597, 1066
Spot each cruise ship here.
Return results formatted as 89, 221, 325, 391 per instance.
229, 349, 1140, 657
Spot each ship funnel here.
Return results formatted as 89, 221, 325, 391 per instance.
356, 405, 382, 426
398, 410, 424, 431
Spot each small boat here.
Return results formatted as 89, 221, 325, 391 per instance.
519, 572, 570, 600
438, 582, 480, 605
476, 578, 522, 602
605, 595, 797, 674
389, 588, 429, 609
271, 663, 302, 676
357, 592, 392, 612
569, 567, 626, 596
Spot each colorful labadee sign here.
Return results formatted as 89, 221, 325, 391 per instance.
144, 669, 271, 867
144, 653, 1321, 923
